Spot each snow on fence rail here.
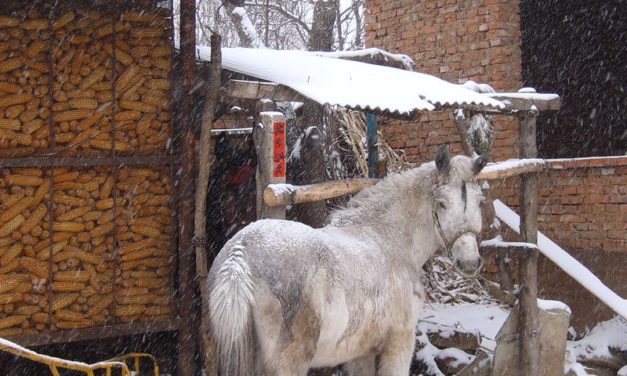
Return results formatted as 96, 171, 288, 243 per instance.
263, 156, 625, 207
493, 199, 627, 319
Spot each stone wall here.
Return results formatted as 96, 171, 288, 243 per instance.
365, 0, 523, 162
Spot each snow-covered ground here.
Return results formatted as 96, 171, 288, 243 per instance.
416, 303, 627, 375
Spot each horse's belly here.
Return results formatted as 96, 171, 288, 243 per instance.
309, 295, 386, 368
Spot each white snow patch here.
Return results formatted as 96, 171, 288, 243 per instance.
538, 298, 572, 315
493, 200, 627, 319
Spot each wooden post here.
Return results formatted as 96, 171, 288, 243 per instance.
453, 109, 475, 156
193, 33, 220, 376
255, 111, 287, 219
176, 0, 198, 375
518, 109, 540, 375
366, 113, 378, 178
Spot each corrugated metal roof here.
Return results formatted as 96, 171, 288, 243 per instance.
197, 47, 505, 114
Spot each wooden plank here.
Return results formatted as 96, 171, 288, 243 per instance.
8, 320, 180, 348
255, 111, 287, 219
487, 93, 561, 111
224, 79, 306, 102
176, 0, 198, 375
263, 178, 377, 207
518, 110, 540, 375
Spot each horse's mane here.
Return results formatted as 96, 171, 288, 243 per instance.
327, 156, 475, 226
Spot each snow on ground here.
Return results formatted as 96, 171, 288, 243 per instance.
420, 302, 511, 352
565, 316, 627, 375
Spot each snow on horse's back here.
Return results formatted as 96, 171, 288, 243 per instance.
208, 145, 488, 376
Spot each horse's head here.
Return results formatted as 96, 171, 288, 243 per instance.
432, 145, 488, 278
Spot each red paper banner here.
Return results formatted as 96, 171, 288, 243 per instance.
272, 121, 287, 178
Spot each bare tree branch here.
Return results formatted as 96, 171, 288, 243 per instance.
243, 1, 311, 33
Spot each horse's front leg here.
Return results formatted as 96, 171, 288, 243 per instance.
377, 330, 415, 376
343, 354, 376, 376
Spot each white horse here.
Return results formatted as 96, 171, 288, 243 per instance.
208, 145, 487, 376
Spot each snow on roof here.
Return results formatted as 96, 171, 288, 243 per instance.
197, 47, 505, 115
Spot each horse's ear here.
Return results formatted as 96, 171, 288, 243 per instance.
435, 144, 450, 173
473, 154, 489, 175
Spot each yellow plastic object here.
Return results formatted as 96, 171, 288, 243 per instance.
107, 353, 160, 376
0, 337, 160, 375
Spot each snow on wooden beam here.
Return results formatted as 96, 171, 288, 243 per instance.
486, 92, 561, 112
224, 79, 306, 102
493, 200, 627, 319
263, 156, 614, 207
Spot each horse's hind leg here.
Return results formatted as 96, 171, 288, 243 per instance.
377, 330, 415, 376
343, 354, 376, 376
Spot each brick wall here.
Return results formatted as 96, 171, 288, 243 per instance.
490, 157, 627, 330
365, 0, 523, 162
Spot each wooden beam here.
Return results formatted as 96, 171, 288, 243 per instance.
224, 79, 306, 102
487, 92, 561, 112
518, 110, 540, 375
263, 178, 377, 207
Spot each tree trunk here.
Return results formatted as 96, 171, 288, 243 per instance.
194, 33, 221, 376
291, 0, 337, 228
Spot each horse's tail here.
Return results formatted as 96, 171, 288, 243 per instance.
209, 243, 256, 376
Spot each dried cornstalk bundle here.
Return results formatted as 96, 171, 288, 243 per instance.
0, 167, 50, 335
114, 166, 173, 322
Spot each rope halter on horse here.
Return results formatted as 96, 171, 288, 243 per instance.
431, 198, 481, 258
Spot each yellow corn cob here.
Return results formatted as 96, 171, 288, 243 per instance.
134, 278, 168, 289
119, 100, 156, 113
52, 11, 75, 30
55, 320, 93, 329
95, 198, 113, 210
81, 180, 99, 192
99, 176, 114, 200
67, 88, 97, 99
118, 238, 157, 255
24, 40, 47, 58
114, 110, 142, 122
22, 119, 44, 135
53, 171, 80, 183
19, 204, 47, 235
96, 210, 114, 225
0, 279, 19, 294
0, 93, 33, 107
0, 119, 20, 130
130, 271, 158, 279
146, 306, 171, 316
146, 195, 170, 206
21, 19, 48, 30
0, 243, 23, 266
52, 232, 73, 243
0, 215, 25, 238
89, 223, 114, 238
0, 294, 23, 305
54, 181, 82, 191
0, 130, 33, 146
0, 237, 13, 247
54, 271, 90, 283
31, 179, 50, 207
117, 294, 155, 306
89, 139, 131, 152
51, 293, 79, 311
2, 192, 25, 207
13, 282, 32, 294
6, 174, 43, 186
120, 248, 154, 262
0, 327, 23, 337
51, 249, 76, 263
12, 168, 42, 177
20, 257, 49, 278
55, 309, 86, 322
32, 312, 49, 324
53, 109, 91, 123
102, 43, 133, 66
80, 66, 106, 89
118, 287, 149, 297
145, 79, 171, 91
52, 222, 85, 233
115, 305, 145, 317
0, 315, 26, 329
82, 211, 102, 222
0, 82, 21, 94
115, 64, 141, 91
150, 46, 171, 58
132, 225, 161, 239
15, 305, 40, 315
0, 57, 21, 74
52, 194, 86, 207
86, 294, 113, 318
56, 206, 90, 222
52, 281, 85, 292
19, 109, 38, 123
0, 196, 33, 223
0, 16, 19, 27
131, 28, 163, 38
74, 250, 102, 265
5, 104, 25, 119
0, 259, 20, 274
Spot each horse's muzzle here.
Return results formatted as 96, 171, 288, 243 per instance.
454, 257, 483, 278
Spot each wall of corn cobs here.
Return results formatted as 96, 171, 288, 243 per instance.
0, 3, 175, 337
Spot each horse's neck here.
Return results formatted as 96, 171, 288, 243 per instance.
329, 171, 440, 272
